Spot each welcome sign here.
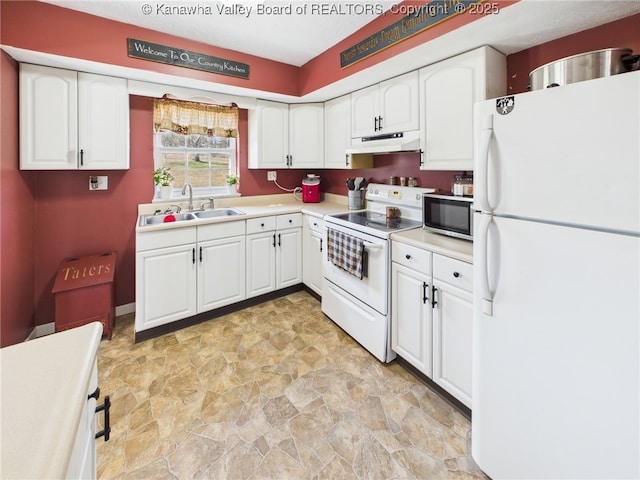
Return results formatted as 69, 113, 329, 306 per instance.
128, 38, 250, 79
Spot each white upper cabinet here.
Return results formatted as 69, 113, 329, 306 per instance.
324, 94, 373, 169
289, 103, 324, 168
248, 100, 323, 169
351, 71, 419, 138
77, 73, 130, 170
20, 64, 129, 170
419, 46, 506, 171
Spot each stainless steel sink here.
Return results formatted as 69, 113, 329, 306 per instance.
193, 208, 244, 219
139, 212, 197, 226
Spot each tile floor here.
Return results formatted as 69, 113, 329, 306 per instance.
97, 291, 487, 479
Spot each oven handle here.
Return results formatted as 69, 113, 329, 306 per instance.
363, 242, 384, 250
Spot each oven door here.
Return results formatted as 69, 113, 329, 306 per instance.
323, 222, 389, 315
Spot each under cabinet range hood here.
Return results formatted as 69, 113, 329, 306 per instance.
346, 130, 421, 155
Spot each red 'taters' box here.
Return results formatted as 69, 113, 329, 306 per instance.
52, 252, 116, 339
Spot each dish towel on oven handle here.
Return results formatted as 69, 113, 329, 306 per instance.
327, 227, 365, 279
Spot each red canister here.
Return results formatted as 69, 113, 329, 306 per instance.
302, 174, 321, 203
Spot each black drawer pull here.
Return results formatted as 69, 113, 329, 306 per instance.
453, 271, 460, 278
405, 254, 411, 260
95, 395, 111, 442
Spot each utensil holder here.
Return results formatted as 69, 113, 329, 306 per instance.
348, 190, 363, 210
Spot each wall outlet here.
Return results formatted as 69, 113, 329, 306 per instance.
267, 171, 277, 181
89, 175, 108, 190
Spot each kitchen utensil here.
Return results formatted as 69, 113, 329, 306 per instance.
347, 178, 355, 190
354, 177, 364, 190
529, 48, 637, 90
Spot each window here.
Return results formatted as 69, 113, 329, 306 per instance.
153, 98, 239, 198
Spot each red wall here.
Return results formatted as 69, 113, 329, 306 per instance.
507, 13, 640, 94
1, 1, 638, 345
1, 52, 36, 346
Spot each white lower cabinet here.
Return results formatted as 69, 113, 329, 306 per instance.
197, 222, 246, 311
432, 254, 473, 408
391, 241, 473, 408
391, 242, 433, 376
246, 214, 302, 298
66, 358, 99, 479
135, 221, 245, 333
302, 214, 324, 295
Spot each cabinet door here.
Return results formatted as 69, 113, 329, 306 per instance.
276, 227, 302, 289
324, 95, 351, 169
248, 100, 288, 169
246, 231, 277, 298
78, 73, 130, 169
391, 262, 433, 376
198, 235, 246, 311
351, 83, 379, 138
135, 244, 197, 331
420, 47, 505, 171
289, 103, 324, 168
379, 71, 419, 134
20, 64, 78, 169
432, 279, 473, 408
303, 225, 323, 296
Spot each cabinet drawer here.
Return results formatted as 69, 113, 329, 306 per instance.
433, 253, 473, 292
277, 213, 302, 229
305, 214, 324, 233
198, 220, 245, 241
392, 241, 432, 274
246, 216, 276, 234
136, 227, 197, 251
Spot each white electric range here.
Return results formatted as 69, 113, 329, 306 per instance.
322, 183, 436, 362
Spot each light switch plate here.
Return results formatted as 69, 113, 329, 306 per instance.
89, 176, 108, 190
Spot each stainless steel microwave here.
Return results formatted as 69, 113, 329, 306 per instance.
423, 194, 474, 241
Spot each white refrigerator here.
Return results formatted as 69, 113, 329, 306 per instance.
472, 70, 640, 479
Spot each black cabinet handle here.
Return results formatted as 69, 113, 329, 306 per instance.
345, 154, 350, 167
80, 149, 84, 166
453, 271, 460, 278
405, 254, 411, 260
289, 219, 293, 224
95, 395, 111, 442
431, 285, 438, 308
88, 387, 100, 401
320, 239, 323, 253
422, 282, 429, 304
278, 234, 281, 247
199, 246, 203, 263
192, 248, 195, 264
378, 115, 383, 130
261, 222, 265, 228
272, 233, 276, 247
374, 117, 378, 131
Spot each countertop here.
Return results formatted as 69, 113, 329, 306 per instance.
136, 193, 350, 233
0, 322, 103, 479
391, 228, 474, 264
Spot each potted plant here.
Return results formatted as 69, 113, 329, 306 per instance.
153, 167, 174, 199
226, 174, 238, 193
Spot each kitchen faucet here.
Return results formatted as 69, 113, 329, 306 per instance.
200, 198, 215, 210
181, 183, 193, 211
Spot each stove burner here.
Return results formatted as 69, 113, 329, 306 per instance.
330, 211, 421, 233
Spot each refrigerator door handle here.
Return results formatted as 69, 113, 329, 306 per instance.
477, 114, 494, 213
478, 213, 494, 316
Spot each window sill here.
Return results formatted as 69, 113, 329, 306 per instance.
152, 188, 241, 204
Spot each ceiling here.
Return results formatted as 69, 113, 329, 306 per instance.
41, 0, 640, 67
24, 0, 640, 102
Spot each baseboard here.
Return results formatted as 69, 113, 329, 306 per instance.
26, 322, 55, 341
116, 302, 135, 316
26, 303, 136, 341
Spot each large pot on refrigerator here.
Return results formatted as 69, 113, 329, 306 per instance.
529, 48, 640, 90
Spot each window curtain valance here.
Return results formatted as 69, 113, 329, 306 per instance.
153, 97, 238, 137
